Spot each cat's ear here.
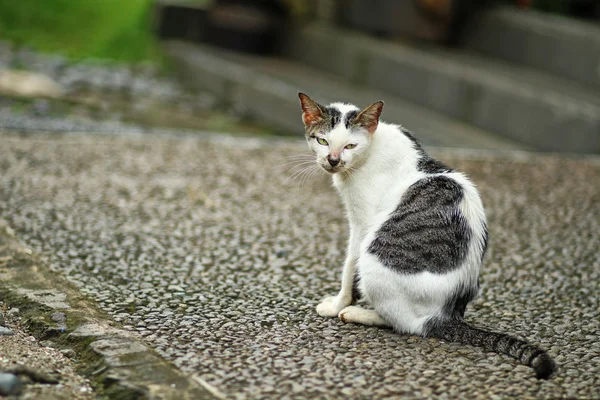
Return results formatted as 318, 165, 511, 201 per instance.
298, 92, 324, 126
354, 101, 384, 134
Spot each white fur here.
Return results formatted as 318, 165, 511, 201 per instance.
309, 105, 487, 335
339, 305, 390, 327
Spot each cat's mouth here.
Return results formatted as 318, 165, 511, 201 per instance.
320, 163, 344, 174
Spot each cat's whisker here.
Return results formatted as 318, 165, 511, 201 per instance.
281, 156, 315, 164
309, 166, 326, 185
294, 168, 311, 188
285, 163, 318, 179
285, 164, 317, 185
298, 164, 321, 186
293, 166, 319, 196
298, 164, 320, 188
271, 160, 314, 170
284, 154, 314, 160
272, 154, 316, 170
345, 166, 358, 181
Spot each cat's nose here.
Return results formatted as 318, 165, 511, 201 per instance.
328, 156, 340, 167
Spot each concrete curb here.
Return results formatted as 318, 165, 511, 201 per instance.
465, 6, 600, 90
0, 218, 215, 400
166, 41, 302, 136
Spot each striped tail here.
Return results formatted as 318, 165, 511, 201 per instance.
426, 318, 556, 380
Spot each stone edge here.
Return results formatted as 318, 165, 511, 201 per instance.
163, 41, 526, 152
465, 5, 600, 89
283, 22, 600, 154
0, 218, 216, 400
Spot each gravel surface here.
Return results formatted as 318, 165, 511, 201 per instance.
0, 130, 599, 399
0, 107, 154, 136
0, 307, 94, 399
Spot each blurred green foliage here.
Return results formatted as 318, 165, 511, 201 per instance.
0, 0, 159, 61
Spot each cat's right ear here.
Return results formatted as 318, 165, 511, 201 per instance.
298, 92, 324, 126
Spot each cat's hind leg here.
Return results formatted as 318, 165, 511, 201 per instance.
338, 306, 391, 327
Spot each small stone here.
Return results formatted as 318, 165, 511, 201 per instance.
51, 312, 66, 324
275, 250, 291, 258
300, 357, 315, 365
9, 365, 59, 384
60, 349, 77, 358
33, 99, 51, 116
0, 70, 64, 98
0, 373, 23, 396
0, 327, 14, 336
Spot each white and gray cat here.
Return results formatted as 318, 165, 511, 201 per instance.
298, 93, 556, 379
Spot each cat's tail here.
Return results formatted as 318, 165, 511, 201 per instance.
425, 318, 556, 379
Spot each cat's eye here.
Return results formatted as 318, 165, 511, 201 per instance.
316, 137, 328, 146
345, 143, 357, 149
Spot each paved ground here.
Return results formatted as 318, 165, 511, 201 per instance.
0, 129, 599, 399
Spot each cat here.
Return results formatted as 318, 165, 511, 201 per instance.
297, 92, 556, 380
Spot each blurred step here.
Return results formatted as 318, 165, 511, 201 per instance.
153, 0, 208, 42
165, 41, 526, 151
465, 6, 600, 90
284, 23, 600, 154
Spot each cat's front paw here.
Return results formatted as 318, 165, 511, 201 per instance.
316, 296, 347, 317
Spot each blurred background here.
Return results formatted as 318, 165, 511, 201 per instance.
0, 0, 599, 153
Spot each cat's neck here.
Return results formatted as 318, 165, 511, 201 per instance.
333, 122, 422, 187
332, 123, 424, 228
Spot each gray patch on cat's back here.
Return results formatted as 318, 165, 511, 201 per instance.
401, 129, 452, 174
481, 221, 488, 261
400, 128, 420, 147
417, 156, 452, 174
368, 175, 471, 274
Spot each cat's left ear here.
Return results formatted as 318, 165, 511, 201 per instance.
298, 92, 324, 126
354, 101, 384, 134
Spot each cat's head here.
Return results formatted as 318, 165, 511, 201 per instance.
298, 92, 383, 174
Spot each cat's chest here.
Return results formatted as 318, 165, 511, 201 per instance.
334, 172, 422, 228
